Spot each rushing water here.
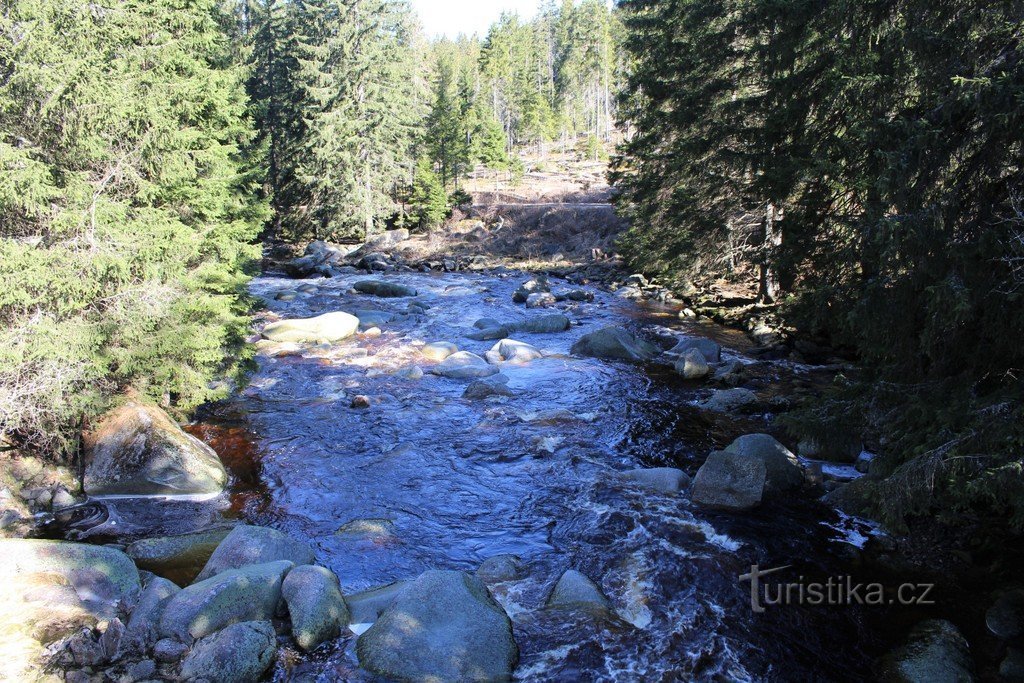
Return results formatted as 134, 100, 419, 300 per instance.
65, 269, 896, 681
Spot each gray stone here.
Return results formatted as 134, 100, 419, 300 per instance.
353, 309, 394, 329
466, 326, 511, 341
674, 348, 710, 379
159, 560, 292, 642
422, 341, 458, 362
525, 292, 557, 308
621, 468, 690, 494
126, 576, 180, 647
196, 524, 314, 581
546, 569, 610, 613
262, 311, 359, 344
82, 400, 227, 496
670, 337, 722, 363
724, 434, 804, 492
179, 620, 277, 683
476, 555, 525, 584
880, 619, 974, 683
282, 565, 349, 651
353, 280, 418, 298
508, 313, 571, 334
126, 658, 157, 681
697, 387, 758, 412
473, 318, 503, 330
986, 589, 1024, 639
346, 581, 410, 627
571, 326, 658, 361
487, 339, 543, 364
127, 529, 231, 585
690, 451, 766, 512
432, 351, 500, 379
0, 539, 141, 621
1000, 648, 1024, 682
357, 570, 517, 682
153, 637, 188, 663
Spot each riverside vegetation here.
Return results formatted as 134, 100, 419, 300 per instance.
1, 1, 1023, 682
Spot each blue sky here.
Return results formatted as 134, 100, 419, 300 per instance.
410, 0, 543, 39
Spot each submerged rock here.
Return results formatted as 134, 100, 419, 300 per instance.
879, 619, 974, 682
346, 581, 410, 627
690, 451, 766, 511
126, 529, 231, 585
353, 280, 418, 298
432, 351, 500, 379
262, 311, 359, 344
572, 326, 659, 361
464, 378, 514, 400
357, 570, 517, 682
196, 524, 314, 581
724, 434, 804, 492
283, 565, 349, 651
621, 467, 690, 494
546, 569, 610, 613
82, 399, 227, 496
526, 292, 557, 308
477, 555, 525, 584
159, 560, 292, 642
467, 325, 511, 341
179, 620, 277, 683
987, 589, 1024, 640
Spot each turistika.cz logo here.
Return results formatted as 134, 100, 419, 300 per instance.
739, 564, 936, 613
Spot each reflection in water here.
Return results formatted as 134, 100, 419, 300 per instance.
79, 271, 884, 680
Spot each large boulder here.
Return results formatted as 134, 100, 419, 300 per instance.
879, 620, 974, 682
724, 434, 804, 492
353, 280, 418, 298
82, 400, 227, 496
0, 539, 141, 620
546, 569, 610, 613
690, 451, 766, 512
196, 524, 315, 582
262, 311, 359, 344
487, 339, 543, 364
670, 337, 722, 363
179, 620, 277, 683
357, 570, 517, 682
346, 581, 410, 627
621, 467, 690, 494
571, 326, 658, 361
421, 341, 458, 362
508, 313, 571, 334
674, 348, 710, 379
126, 529, 231, 585
283, 565, 349, 651
697, 387, 759, 413
432, 351, 501, 379
159, 560, 293, 642
349, 228, 410, 258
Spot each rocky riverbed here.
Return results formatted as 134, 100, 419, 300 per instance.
1, 258, 1014, 682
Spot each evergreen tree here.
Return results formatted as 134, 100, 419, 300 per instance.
409, 155, 448, 230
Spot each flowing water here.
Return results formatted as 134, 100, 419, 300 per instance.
57, 269, 896, 681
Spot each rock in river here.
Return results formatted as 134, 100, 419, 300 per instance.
621, 467, 690, 494
487, 339, 544, 364
670, 337, 722, 363
179, 620, 277, 683
546, 569, 610, 613
82, 399, 228, 496
432, 351, 500, 379
262, 311, 359, 344
690, 451, 766, 512
674, 348, 710, 379
357, 570, 517, 682
159, 560, 293, 642
724, 434, 804, 492
697, 387, 758, 413
571, 326, 658, 361
422, 341, 458, 361
126, 528, 232, 585
879, 619, 974, 683
353, 280, 418, 298
283, 565, 349, 651
508, 313, 571, 334
196, 524, 315, 581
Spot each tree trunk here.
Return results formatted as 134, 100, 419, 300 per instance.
758, 201, 782, 303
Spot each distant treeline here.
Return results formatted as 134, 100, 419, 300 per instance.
612, 0, 1024, 531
